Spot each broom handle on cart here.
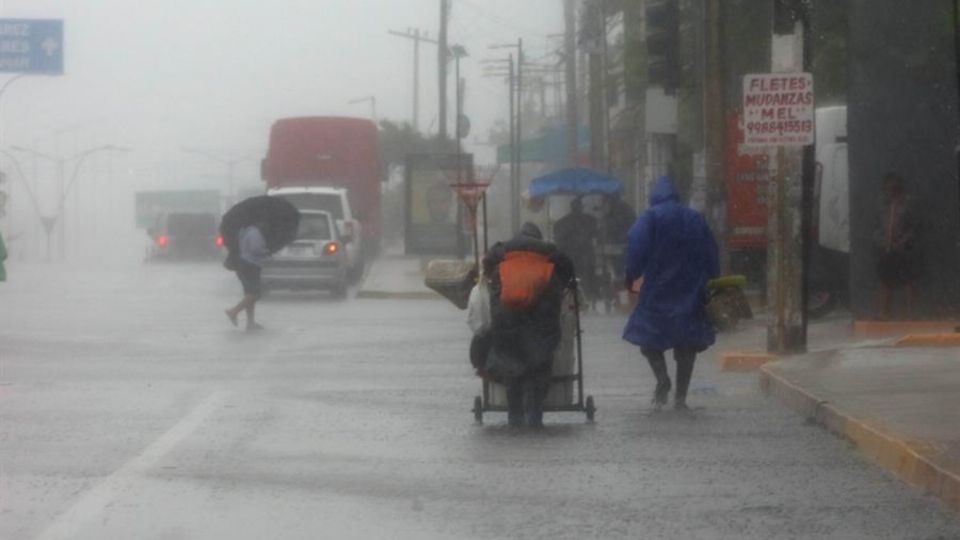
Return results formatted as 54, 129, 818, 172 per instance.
571, 279, 584, 407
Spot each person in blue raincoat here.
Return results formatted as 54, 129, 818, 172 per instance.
623, 176, 719, 410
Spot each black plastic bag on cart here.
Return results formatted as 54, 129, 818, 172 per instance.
469, 329, 492, 374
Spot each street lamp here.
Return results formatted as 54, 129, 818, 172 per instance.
10, 144, 131, 260
347, 96, 378, 124
181, 148, 256, 204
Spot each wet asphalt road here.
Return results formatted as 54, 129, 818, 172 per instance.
2, 263, 959, 540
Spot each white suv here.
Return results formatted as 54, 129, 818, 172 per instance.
267, 186, 363, 276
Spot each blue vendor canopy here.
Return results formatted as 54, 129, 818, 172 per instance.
528, 168, 624, 199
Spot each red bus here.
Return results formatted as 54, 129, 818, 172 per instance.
262, 117, 382, 253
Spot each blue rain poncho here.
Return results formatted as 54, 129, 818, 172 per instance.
622, 177, 720, 352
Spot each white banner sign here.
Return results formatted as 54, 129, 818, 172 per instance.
742, 73, 814, 146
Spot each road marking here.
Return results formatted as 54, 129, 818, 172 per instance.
34, 390, 228, 540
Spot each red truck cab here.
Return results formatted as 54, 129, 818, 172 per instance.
262, 117, 383, 255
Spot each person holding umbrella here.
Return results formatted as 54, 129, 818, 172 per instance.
221, 196, 301, 331
225, 221, 270, 331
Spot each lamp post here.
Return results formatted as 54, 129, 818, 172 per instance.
11, 144, 131, 260
348, 95, 378, 124
181, 148, 256, 206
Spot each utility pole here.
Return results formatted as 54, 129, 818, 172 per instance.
766, 0, 813, 354
451, 45, 469, 159
704, 0, 728, 270
589, 40, 605, 169
389, 28, 438, 131
599, 0, 612, 175
509, 54, 518, 233
438, 0, 451, 143
490, 40, 525, 234
565, 0, 579, 167
516, 38, 524, 189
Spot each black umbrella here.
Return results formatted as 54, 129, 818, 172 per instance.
220, 196, 301, 269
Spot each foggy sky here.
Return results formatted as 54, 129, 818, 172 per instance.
0, 0, 561, 262
0, 0, 562, 189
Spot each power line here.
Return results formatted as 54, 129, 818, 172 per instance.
458, 0, 552, 39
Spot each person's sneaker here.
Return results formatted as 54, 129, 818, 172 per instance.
225, 310, 239, 327
246, 322, 265, 332
674, 400, 691, 413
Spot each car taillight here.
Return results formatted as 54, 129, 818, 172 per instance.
215, 235, 224, 247
157, 235, 169, 247
323, 241, 340, 255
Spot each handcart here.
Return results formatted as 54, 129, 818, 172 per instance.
422, 165, 599, 424
472, 284, 596, 424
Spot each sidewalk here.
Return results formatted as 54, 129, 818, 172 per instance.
357, 253, 440, 301
760, 346, 960, 512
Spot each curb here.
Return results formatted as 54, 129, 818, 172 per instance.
720, 351, 778, 372
894, 333, 960, 348
356, 290, 441, 301
760, 361, 960, 512
854, 320, 959, 337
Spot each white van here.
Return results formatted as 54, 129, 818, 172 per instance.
815, 106, 849, 254
809, 106, 850, 317
267, 186, 364, 277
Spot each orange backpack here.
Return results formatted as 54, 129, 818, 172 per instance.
498, 251, 556, 311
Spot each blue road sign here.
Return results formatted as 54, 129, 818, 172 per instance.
0, 19, 63, 74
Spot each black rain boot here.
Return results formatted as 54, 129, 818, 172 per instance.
674, 349, 696, 411
643, 349, 672, 408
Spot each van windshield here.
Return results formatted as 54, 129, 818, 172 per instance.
296, 214, 333, 240
278, 193, 344, 220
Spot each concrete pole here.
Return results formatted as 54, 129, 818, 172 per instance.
438, 0, 450, 142
509, 54, 519, 234
415, 29, 421, 131
704, 0, 728, 270
57, 160, 65, 261
565, 0, 579, 166
766, 1, 811, 354
516, 38, 524, 215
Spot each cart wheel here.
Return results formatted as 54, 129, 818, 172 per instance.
473, 396, 483, 424
585, 395, 596, 422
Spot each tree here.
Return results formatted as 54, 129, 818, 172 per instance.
377, 119, 439, 168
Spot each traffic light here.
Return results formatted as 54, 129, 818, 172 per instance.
646, 0, 680, 93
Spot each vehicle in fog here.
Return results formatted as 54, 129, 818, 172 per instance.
726, 106, 849, 317
809, 105, 850, 316
261, 116, 383, 268
261, 210, 349, 298
147, 212, 222, 261
267, 186, 363, 277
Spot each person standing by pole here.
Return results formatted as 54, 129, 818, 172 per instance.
622, 176, 719, 411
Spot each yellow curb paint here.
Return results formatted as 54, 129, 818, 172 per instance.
356, 291, 442, 301
720, 351, 777, 372
760, 364, 960, 513
894, 333, 960, 347
854, 320, 960, 336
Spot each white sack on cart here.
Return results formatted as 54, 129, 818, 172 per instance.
466, 277, 491, 335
